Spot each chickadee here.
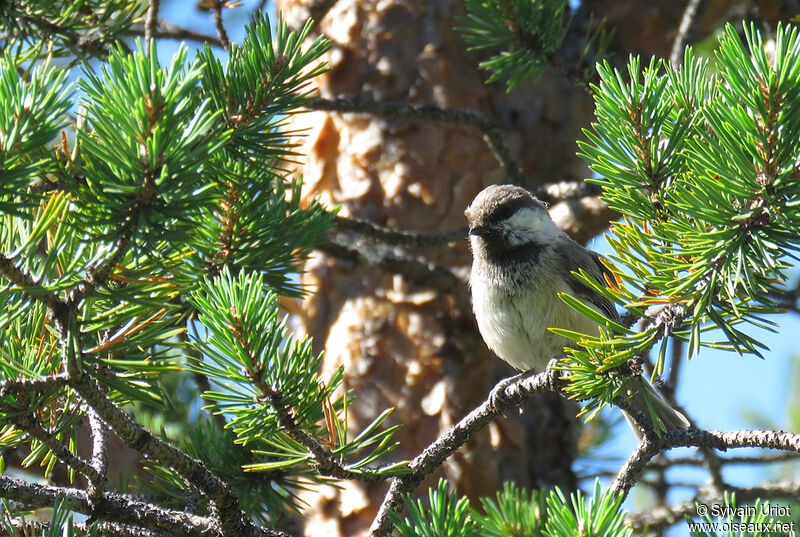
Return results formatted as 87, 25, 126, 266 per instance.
465, 184, 689, 436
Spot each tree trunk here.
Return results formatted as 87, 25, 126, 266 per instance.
271, 0, 757, 535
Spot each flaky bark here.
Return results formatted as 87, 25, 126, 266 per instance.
275, 1, 800, 535
276, 1, 599, 535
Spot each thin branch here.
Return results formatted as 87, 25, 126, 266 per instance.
227, 307, 396, 484
317, 236, 465, 295
0, 230, 132, 340
144, 0, 160, 45
727, 480, 800, 503
364, 362, 800, 536
67, 370, 258, 537
612, 429, 800, 499
29, 225, 263, 537
645, 451, 800, 469
306, 97, 523, 184
67, 229, 133, 306
326, 179, 596, 249
670, 0, 703, 66
264, 386, 393, 483
535, 180, 603, 204
629, 480, 800, 532
125, 21, 225, 49
2, 12, 121, 62
0, 372, 69, 397
0, 520, 171, 537
8, 413, 104, 485
367, 368, 560, 537
213, 1, 230, 51
87, 408, 109, 503
333, 217, 467, 247
0, 253, 63, 312
0, 475, 223, 537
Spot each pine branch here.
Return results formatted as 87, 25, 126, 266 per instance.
0, 372, 69, 397
0, 520, 169, 537
263, 386, 391, 483
326, 179, 599, 249
226, 302, 395, 483
367, 363, 800, 536
306, 97, 523, 184
368, 368, 560, 537
0, 253, 64, 312
670, 0, 703, 66
4, 413, 104, 485
67, 229, 133, 306
652, 452, 800, 467
144, 0, 159, 45
87, 408, 109, 504
316, 237, 465, 295
0, 475, 223, 537
67, 369, 258, 537
332, 217, 467, 248
125, 21, 225, 48
612, 429, 800, 499
1, 223, 133, 323
212, 1, 230, 51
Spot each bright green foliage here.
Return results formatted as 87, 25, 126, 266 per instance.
125, 369, 323, 523
193, 13, 334, 294
389, 478, 479, 537
189, 268, 406, 480
0, 0, 144, 63
561, 23, 800, 415
0, 55, 71, 215
390, 479, 632, 537
471, 481, 548, 537
457, 0, 611, 90
77, 41, 228, 244
689, 493, 789, 536
0, 11, 401, 521
140, 420, 318, 523
197, 13, 331, 165
191, 161, 334, 296
0, 300, 83, 478
543, 480, 632, 537
190, 268, 337, 440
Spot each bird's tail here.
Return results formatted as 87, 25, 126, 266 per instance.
622, 377, 690, 439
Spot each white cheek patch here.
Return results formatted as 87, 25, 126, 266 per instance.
502, 207, 559, 245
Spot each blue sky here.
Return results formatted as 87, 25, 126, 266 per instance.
587, 232, 799, 529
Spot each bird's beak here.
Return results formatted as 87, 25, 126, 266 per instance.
469, 225, 491, 237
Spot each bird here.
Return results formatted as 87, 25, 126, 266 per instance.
465, 184, 689, 437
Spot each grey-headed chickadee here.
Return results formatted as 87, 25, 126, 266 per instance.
465, 184, 689, 436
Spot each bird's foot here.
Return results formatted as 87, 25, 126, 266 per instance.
489, 369, 537, 413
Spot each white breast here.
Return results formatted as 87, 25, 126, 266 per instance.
470, 265, 601, 372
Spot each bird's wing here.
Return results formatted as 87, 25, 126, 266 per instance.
555, 241, 620, 323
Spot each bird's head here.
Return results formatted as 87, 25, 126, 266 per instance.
465, 185, 557, 258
